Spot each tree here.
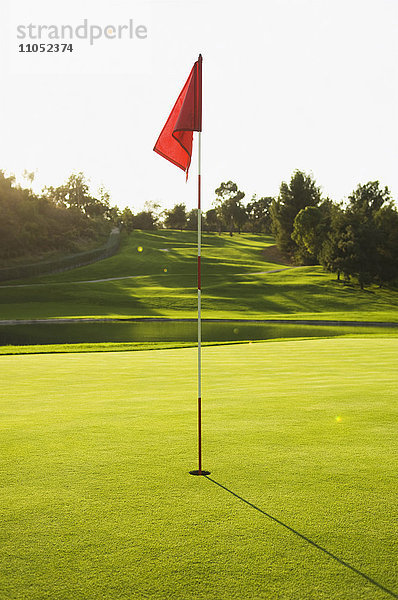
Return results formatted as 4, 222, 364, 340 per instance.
104, 205, 120, 226
318, 205, 347, 281
131, 201, 162, 230
342, 181, 391, 288
133, 211, 158, 230
374, 205, 398, 286
144, 200, 162, 224
319, 181, 395, 288
204, 208, 222, 233
63, 172, 91, 212
186, 209, 198, 231
164, 203, 187, 230
234, 202, 247, 234
120, 207, 134, 233
42, 173, 111, 219
42, 184, 68, 208
214, 181, 246, 235
348, 180, 389, 216
271, 170, 322, 254
292, 200, 333, 264
0, 170, 112, 260
246, 195, 273, 233
342, 216, 376, 289
22, 169, 35, 188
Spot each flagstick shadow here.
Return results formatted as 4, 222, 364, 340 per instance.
204, 476, 398, 599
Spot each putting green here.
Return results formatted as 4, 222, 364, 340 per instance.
0, 338, 397, 599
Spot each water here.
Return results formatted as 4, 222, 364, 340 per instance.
0, 320, 359, 346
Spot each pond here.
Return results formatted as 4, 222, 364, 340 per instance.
0, 319, 374, 346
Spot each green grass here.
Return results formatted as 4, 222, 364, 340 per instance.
0, 341, 197, 354
1, 339, 397, 599
1, 230, 397, 322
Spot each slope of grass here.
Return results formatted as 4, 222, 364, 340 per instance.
4, 230, 277, 284
0, 339, 397, 599
0, 230, 397, 322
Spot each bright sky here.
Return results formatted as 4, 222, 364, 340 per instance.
0, 0, 397, 213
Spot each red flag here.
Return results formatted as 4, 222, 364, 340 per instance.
154, 55, 202, 178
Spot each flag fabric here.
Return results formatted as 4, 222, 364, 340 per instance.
153, 55, 202, 178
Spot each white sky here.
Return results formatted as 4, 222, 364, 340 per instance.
0, 0, 397, 213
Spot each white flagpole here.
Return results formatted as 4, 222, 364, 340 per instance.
189, 54, 208, 477
197, 130, 202, 475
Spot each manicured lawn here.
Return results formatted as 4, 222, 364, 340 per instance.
0, 230, 397, 322
1, 339, 397, 599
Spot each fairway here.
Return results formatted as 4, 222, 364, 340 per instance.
1, 338, 397, 599
1, 230, 398, 323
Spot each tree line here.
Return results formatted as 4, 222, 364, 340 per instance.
0, 171, 119, 260
2, 168, 397, 289
158, 171, 398, 288
154, 182, 273, 236
271, 171, 398, 288
0, 170, 168, 260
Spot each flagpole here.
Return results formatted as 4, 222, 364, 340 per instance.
152, 53, 206, 477
188, 54, 209, 477
197, 130, 202, 475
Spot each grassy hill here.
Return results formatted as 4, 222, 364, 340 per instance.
0, 230, 397, 323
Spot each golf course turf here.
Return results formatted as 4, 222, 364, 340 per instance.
1, 339, 397, 599
1, 230, 397, 598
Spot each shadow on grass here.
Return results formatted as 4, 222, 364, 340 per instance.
204, 476, 398, 599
